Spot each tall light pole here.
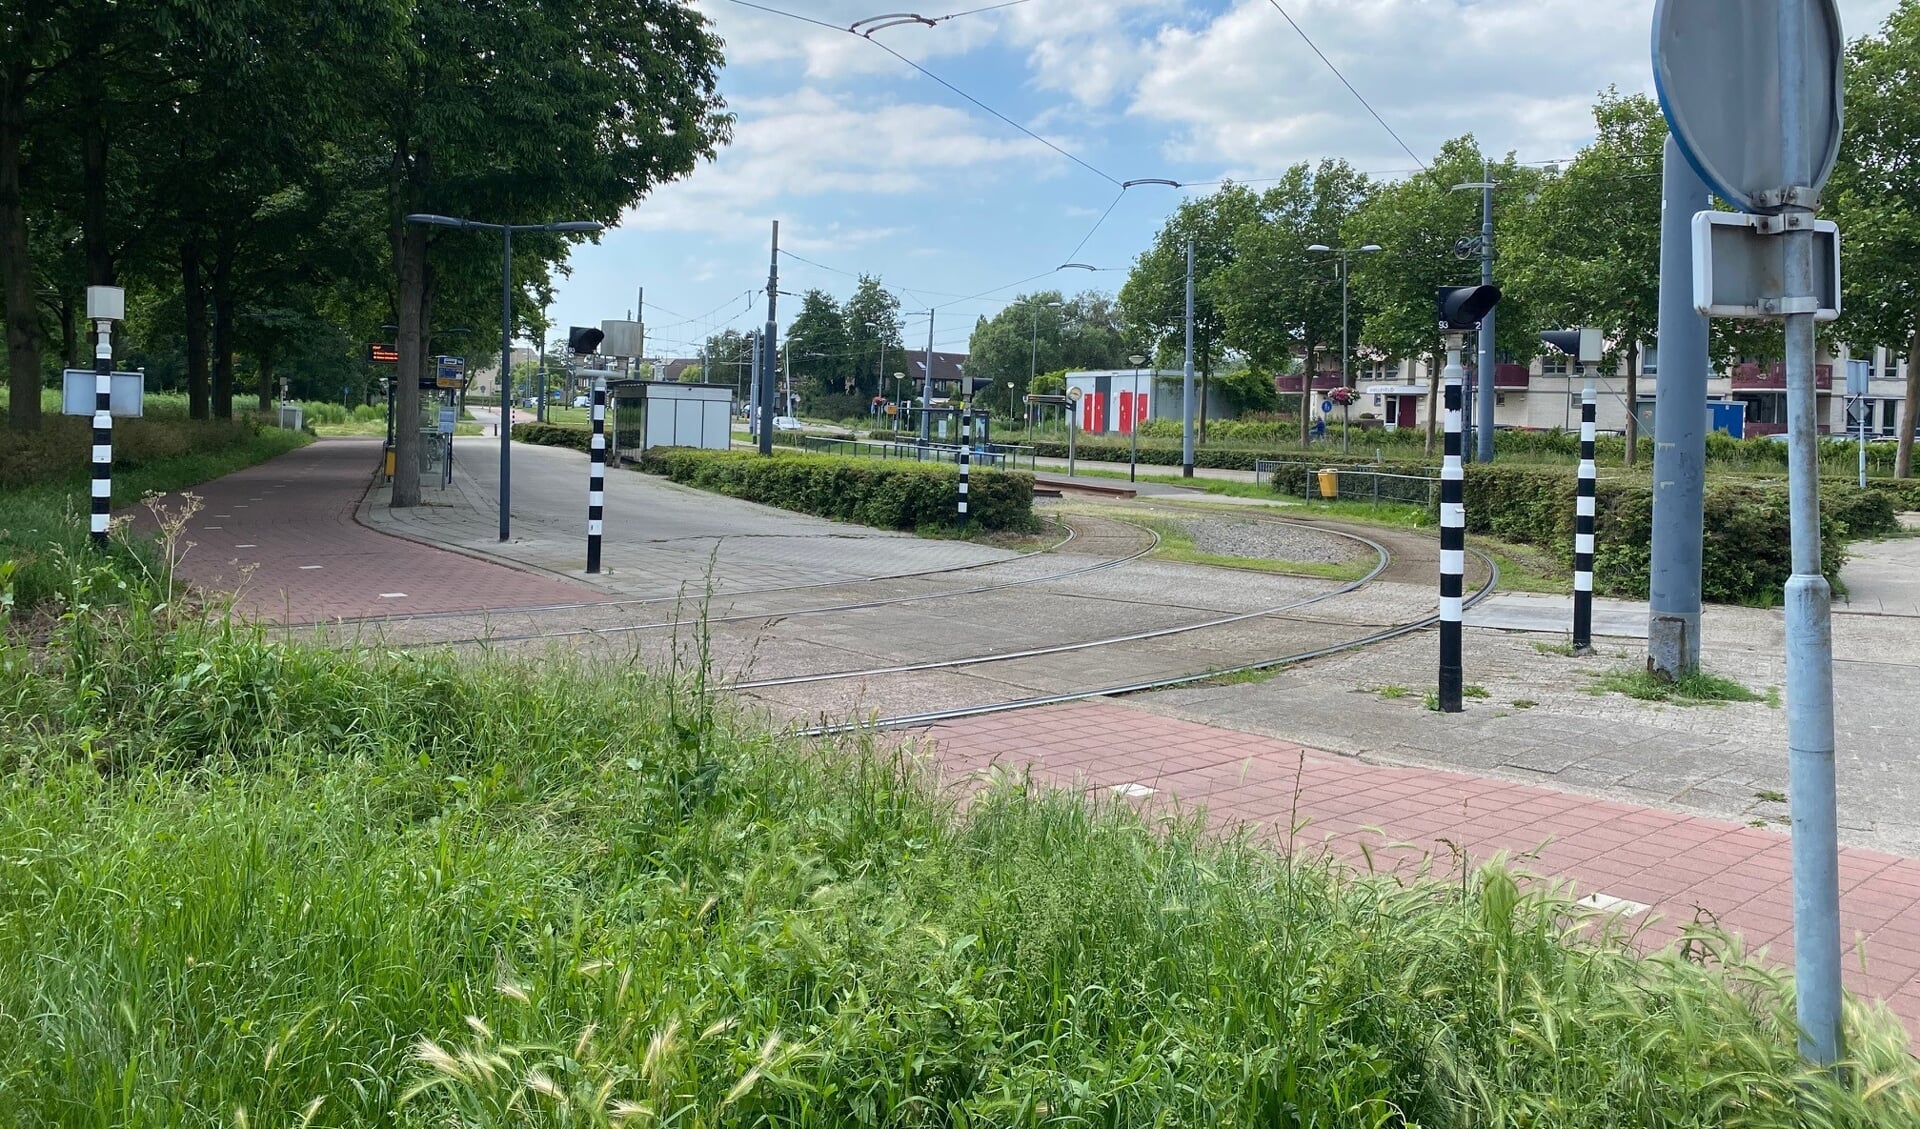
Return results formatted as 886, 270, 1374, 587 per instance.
404, 213, 603, 542
1029, 298, 1063, 388
1127, 352, 1146, 482
1451, 168, 1498, 462
1308, 243, 1382, 454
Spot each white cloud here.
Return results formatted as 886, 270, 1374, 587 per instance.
623, 88, 1054, 238
1131, 0, 1904, 177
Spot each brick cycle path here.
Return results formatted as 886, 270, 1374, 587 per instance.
922, 702, 1920, 1036
137, 438, 600, 624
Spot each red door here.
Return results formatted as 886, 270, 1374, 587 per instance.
1396, 396, 1416, 429
1119, 391, 1134, 434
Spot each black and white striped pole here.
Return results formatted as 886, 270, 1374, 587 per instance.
1436, 285, 1502, 713
957, 401, 971, 526
87, 286, 126, 549
1541, 328, 1602, 655
586, 371, 607, 573
1574, 379, 1596, 653
1438, 343, 1466, 712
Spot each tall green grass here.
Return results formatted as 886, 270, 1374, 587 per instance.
0, 572, 1916, 1125
0, 414, 309, 611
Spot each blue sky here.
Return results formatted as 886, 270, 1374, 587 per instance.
546, 0, 1898, 361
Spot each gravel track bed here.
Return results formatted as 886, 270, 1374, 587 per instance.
1176, 516, 1373, 566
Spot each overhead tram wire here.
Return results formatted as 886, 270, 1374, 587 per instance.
1262, 0, 1425, 171
717, 0, 1122, 189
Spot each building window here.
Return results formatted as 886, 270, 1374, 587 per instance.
1541, 355, 1570, 376
1642, 344, 1658, 376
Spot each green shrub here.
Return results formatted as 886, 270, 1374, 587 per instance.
513, 421, 592, 452
639, 447, 1037, 532
1444, 464, 1857, 605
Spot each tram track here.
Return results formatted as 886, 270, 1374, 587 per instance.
794, 543, 1500, 736
321, 512, 1088, 629
411, 513, 1160, 647
732, 519, 1392, 690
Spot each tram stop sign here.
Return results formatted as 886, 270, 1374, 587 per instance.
1652, 0, 1843, 213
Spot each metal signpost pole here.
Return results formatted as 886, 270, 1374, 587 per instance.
1438, 340, 1466, 712
1649, 134, 1713, 679
760, 220, 777, 456
88, 289, 122, 548
498, 226, 514, 542
1574, 377, 1597, 653
1477, 177, 1496, 463
1181, 239, 1196, 477
1655, 0, 1846, 1064
587, 372, 607, 573
1776, 0, 1841, 1064
958, 402, 970, 527
923, 312, 936, 446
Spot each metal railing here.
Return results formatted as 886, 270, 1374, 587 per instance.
1256, 458, 1437, 508
802, 436, 1037, 470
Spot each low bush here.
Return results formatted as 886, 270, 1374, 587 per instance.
513, 420, 593, 452
0, 605, 1916, 1123
1445, 464, 1860, 604
639, 447, 1037, 532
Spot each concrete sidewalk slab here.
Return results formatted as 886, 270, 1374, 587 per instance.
921, 701, 1920, 1036
1466, 593, 1650, 638
141, 438, 601, 623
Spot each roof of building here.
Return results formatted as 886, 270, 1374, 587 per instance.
909, 350, 969, 386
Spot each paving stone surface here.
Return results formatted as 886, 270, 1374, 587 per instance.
135, 438, 599, 623
922, 701, 1920, 1037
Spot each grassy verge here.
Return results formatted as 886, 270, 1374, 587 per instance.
0, 420, 310, 611
0, 602, 1915, 1124
1125, 514, 1371, 580
1591, 667, 1779, 706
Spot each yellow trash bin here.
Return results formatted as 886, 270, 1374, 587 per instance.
1316, 468, 1339, 499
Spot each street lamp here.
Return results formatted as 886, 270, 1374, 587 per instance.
404, 213, 603, 542
1128, 352, 1146, 482
1029, 299, 1063, 390
1307, 243, 1382, 454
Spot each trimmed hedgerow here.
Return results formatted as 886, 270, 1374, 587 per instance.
1447, 465, 1870, 605
512, 421, 593, 452
638, 447, 1037, 532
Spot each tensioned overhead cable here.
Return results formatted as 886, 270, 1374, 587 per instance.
1262, 0, 1426, 171
715, 0, 1123, 188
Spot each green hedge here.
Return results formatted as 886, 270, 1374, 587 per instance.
1442, 465, 1879, 605
638, 448, 1037, 532
513, 422, 592, 452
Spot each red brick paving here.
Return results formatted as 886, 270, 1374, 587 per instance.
922, 702, 1920, 1036
135, 437, 599, 623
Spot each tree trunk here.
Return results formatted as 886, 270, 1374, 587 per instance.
1, 70, 41, 433
57, 293, 76, 369
256, 345, 274, 413
1624, 340, 1640, 468
392, 220, 428, 508
210, 251, 234, 419
1898, 320, 1920, 479
1424, 351, 1441, 456
182, 239, 210, 419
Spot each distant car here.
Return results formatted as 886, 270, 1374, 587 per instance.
572, 394, 590, 408
774, 415, 803, 432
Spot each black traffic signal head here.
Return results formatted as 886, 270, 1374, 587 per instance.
1539, 329, 1581, 357
568, 326, 605, 355
1436, 285, 1502, 331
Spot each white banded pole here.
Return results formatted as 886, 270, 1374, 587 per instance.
90, 319, 114, 547
586, 373, 606, 573
957, 403, 971, 524
1438, 342, 1466, 713
1573, 378, 1597, 653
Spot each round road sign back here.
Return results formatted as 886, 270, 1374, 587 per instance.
1652, 0, 1843, 213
